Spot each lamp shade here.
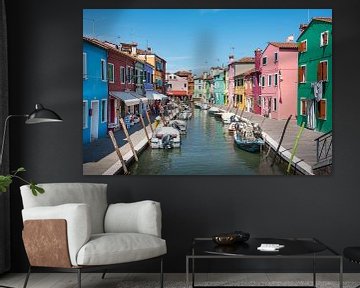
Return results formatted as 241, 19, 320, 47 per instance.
25, 104, 63, 124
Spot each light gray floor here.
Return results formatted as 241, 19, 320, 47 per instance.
1, 273, 360, 288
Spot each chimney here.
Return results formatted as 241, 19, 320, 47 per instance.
254, 48, 262, 71
286, 34, 294, 42
147, 47, 152, 52
228, 55, 234, 64
299, 24, 308, 33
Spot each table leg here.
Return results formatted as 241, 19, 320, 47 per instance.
339, 257, 343, 288
186, 257, 189, 288
192, 257, 195, 288
313, 254, 316, 287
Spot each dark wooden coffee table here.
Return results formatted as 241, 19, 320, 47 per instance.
186, 237, 342, 288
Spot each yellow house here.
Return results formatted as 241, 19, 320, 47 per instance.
234, 73, 246, 111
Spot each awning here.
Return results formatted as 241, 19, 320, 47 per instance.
109, 91, 140, 106
129, 92, 148, 104
146, 91, 168, 100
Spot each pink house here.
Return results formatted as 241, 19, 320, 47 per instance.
259, 42, 298, 120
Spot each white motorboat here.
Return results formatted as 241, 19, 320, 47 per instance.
151, 127, 181, 149
169, 120, 187, 134
221, 112, 236, 124
200, 103, 210, 110
177, 110, 192, 120
208, 107, 221, 114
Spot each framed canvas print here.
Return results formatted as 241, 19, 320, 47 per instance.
82, 9, 332, 176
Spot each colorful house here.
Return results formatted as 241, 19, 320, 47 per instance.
136, 47, 167, 94
193, 76, 205, 101
224, 67, 229, 105
166, 73, 188, 100
228, 56, 255, 108
103, 41, 138, 125
213, 69, 225, 105
175, 71, 194, 100
297, 17, 332, 133
82, 37, 109, 144
143, 62, 155, 92
244, 68, 255, 112
253, 48, 262, 114
259, 41, 298, 119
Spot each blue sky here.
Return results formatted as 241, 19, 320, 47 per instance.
83, 9, 332, 75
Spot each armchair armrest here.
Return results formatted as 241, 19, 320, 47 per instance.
104, 200, 162, 237
22, 203, 91, 266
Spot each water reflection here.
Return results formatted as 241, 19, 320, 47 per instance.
129, 108, 285, 175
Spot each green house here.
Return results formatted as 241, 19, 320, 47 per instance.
297, 17, 332, 133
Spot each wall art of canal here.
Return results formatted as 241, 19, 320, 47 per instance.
129, 108, 286, 175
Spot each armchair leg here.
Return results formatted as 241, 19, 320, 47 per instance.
77, 268, 81, 288
160, 257, 164, 288
23, 266, 31, 288
101, 270, 107, 279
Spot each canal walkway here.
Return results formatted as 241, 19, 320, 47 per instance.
216, 105, 324, 175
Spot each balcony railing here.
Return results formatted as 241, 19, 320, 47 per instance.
314, 130, 332, 165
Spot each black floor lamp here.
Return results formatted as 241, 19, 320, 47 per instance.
0, 103, 62, 288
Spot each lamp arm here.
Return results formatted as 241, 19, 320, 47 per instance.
0, 114, 28, 169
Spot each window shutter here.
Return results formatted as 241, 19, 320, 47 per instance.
298, 67, 303, 82
323, 32, 328, 45
298, 43, 303, 52
301, 100, 306, 115
317, 62, 322, 81
323, 61, 328, 81
318, 100, 326, 119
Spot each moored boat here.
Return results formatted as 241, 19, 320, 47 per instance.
233, 126, 264, 153
208, 107, 221, 115
151, 127, 181, 149
169, 120, 187, 134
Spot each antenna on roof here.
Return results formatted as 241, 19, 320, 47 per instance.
307, 9, 310, 23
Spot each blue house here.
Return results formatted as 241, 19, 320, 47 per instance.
144, 62, 154, 91
83, 38, 109, 144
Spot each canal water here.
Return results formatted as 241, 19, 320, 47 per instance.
129, 108, 285, 175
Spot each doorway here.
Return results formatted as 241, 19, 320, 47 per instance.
90, 100, 99, 142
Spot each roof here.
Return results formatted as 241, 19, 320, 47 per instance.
167, 90, 188, 96
297, 17, 332, 39
233, 57, 255, 64
84, 37, 146, 64
313, 17, 332, 23
136, 48, 166, 63
269, 42, 298, 49
244, 68, 256, 76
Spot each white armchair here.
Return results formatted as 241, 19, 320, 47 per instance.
20, 183, 166, 288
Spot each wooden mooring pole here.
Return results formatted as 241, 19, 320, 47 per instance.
271, 114, 292, 167
145, 111, 154, 133
108, 130, 129, 175
139, 114, 151, 145
119, 117, 139, 162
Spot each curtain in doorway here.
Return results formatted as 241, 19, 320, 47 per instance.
0, 0, 10, 274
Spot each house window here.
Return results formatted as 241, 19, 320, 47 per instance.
147, 72, 151, 84
274, 73, 278, 86
239, 94, 243, 103
101, 99, 107, 123
299, 40, 307, 53
318, 60, 328, 81
273, 98, 277, 111
83, 101, 88, 129
107, 63, 114, 83
168, 84, 172, 89
239, 78, 244, 86
83, 53, 87, 79
317, 99, 327, 120
134, 69, 138, 84
101, 59, 106, 81
298, 65, 306, 83
120, 66, 125, 84
132, 68, 135, 84
274, 52, 278, 62
300, 98, 307, 116
127, 66, 131, 83
320, 31, 329, 46
262, 56, 267, 65
268, 75, 272, 86
261, 76, 265, 87
184, 83, 187, 88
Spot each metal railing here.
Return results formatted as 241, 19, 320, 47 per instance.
314, 130, 332, 164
